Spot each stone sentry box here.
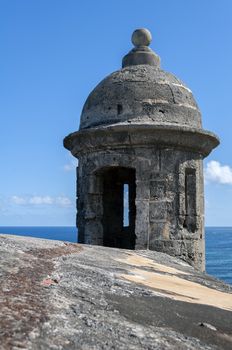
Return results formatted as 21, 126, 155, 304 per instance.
64, 29, 219, 271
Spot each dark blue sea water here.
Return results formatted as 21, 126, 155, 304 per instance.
205, 227, 232, 285
0, 226, 231, 285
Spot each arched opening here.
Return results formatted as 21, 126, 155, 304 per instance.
101, 167, 136, 249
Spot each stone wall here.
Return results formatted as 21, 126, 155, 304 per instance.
76, 146, 204, 270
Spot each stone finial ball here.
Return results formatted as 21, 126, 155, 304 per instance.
131, 28, 152, 46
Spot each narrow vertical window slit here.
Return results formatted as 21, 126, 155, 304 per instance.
183, 168, 196, 232
123, 184, 129, 227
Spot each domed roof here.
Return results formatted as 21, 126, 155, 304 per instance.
79, 29, 202, 130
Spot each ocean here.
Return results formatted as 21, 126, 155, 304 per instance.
0, 226, 231, 285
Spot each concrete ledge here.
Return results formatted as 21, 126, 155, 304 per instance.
64, 124, 219, 157
1, 234, 231, 350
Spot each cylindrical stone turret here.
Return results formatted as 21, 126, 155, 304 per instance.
64, 29, 219, 271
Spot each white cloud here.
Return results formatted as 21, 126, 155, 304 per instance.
64, 156, 78, 172
11, 195, 27, 205
55, 196, 72, 207
28, 196, 54, 205
205, 160, 232, 184
11, 195, 73, 207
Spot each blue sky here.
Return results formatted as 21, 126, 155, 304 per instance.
0, 0, 232, 226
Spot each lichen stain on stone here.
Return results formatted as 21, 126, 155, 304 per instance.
0, 243, 82, 349
119, 267, 232, 311
41, 277, 59, 287
30, 242, 83, 260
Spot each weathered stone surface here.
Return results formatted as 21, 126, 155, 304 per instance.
79, 65, 202, 130
132, 28, 152, 47
66, 145, 207, 270
63, 28, 219, 271
0, 234, 231, 350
